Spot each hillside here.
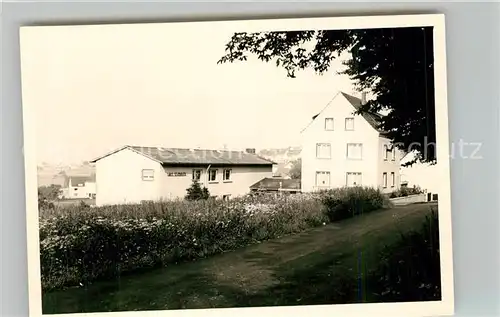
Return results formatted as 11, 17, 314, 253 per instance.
258, 146, 302, 178
37, 162, 95, 187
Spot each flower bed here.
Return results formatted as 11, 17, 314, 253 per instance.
39, 187, 389, 291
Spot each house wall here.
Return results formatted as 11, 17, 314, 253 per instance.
67, 185, 88, 199
399, 150, 440, 194
377, 137, 402, 194
95, 148, 162, 206
84, 181, 96, 198
400, 163, 440, 194
301, 94, 380, 192
160, 165, 273, 200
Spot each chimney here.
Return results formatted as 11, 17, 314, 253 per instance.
361, 91, 367, 105
245, 148, 256, 154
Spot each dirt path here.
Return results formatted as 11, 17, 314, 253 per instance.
43, 202, 437, 314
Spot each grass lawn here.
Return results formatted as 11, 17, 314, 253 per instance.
42, 202, 438, 314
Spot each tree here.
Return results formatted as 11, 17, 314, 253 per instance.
38, 184, 61, 209
218, 27, 436, 165
38, 184, 62, 201
185, 180, 210, 201
289, 158, 302, 180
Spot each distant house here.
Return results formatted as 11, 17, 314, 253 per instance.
400, 150, 439, 194
250, 178, 301, 194
301, 91, 402, 194
61, 174, 96, 199
90, 145, 275, 206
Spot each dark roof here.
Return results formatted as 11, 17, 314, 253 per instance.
90, 146, 275, 166
340, 92, 386, 133
250, 178, 301, 191
304, 91, 389, 136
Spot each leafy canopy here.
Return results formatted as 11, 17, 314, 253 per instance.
218, 27, 436, 165
289, 158, 302, 180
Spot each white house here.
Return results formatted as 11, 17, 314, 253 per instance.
400, 150, 440, 194
300, 91, 402, 194
89, 145, 274, 206
60, 174, 96, 199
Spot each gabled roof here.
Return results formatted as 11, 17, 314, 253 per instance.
250, 178, 301, 191
90, 145, 275, 166
301, 91, 389, 136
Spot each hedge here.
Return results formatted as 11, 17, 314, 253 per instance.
39, 187, 389, 291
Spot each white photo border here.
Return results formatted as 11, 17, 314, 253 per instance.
20, 13, 454, 317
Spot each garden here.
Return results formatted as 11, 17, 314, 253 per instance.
39, 186, 391, 291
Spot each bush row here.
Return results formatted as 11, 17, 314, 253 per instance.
369, 208, 441, 301
389, 185, 425, 198
39, 187, 390, 291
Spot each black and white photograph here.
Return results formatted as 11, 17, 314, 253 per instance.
20, 14, 454, 317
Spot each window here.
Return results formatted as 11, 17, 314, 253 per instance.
346, 143, 363, 160
142, 169, 154, 181
223, 194, 231, 201
316, 143, 331, 159
383, 145, 389, 160
192, 169, 202, 181
391, 148, 396, 161
383, 172, 388, 188
223, 169, 232, 181
391, 172, 395, 187
324, 118, 334, 131
346, 172, 362, 186
315, 171, 330, 187
345, 117, 354, 131
208, 169, 218, 182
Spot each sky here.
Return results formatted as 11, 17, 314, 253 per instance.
20, 22, 360, 165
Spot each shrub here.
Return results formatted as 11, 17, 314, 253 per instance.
39, 186, 390, 291
369, 207, 441, 301
319, 187, 390, 222
185, 180, 210, 201
39, 194, 327, 291
389, 185, 424, 198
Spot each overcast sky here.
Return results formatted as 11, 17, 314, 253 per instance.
20, 22, 359, 165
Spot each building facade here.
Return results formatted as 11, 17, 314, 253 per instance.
60, 175, 96, 199
301, 91, 401, 194
90, 145, 274, 206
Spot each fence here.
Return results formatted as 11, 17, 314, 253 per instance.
389, 193, 428, 206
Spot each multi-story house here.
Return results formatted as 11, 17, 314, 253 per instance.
300, 91, 401, 194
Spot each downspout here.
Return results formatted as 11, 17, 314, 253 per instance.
205, 164, 211, 188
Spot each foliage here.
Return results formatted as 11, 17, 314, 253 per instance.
38, 185, 62, 209
185, 180, 210, 201
319, 187, 390, 222
39, 187, 390, 291
288, 158, 302, 180
368, 207, 441, 301
218, 27, 436, 164
39, 195, 328, 291
389, 185, 425, 198
38, 185, 62, 201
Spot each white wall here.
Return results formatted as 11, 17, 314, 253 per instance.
377, 137, 402, 194
400, 150, 440, 194
95, 148, 162, 206
95, 147, 274, 205
160, 165, 273, 200
301, 94, 380, 192
84, 181, 96, 198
